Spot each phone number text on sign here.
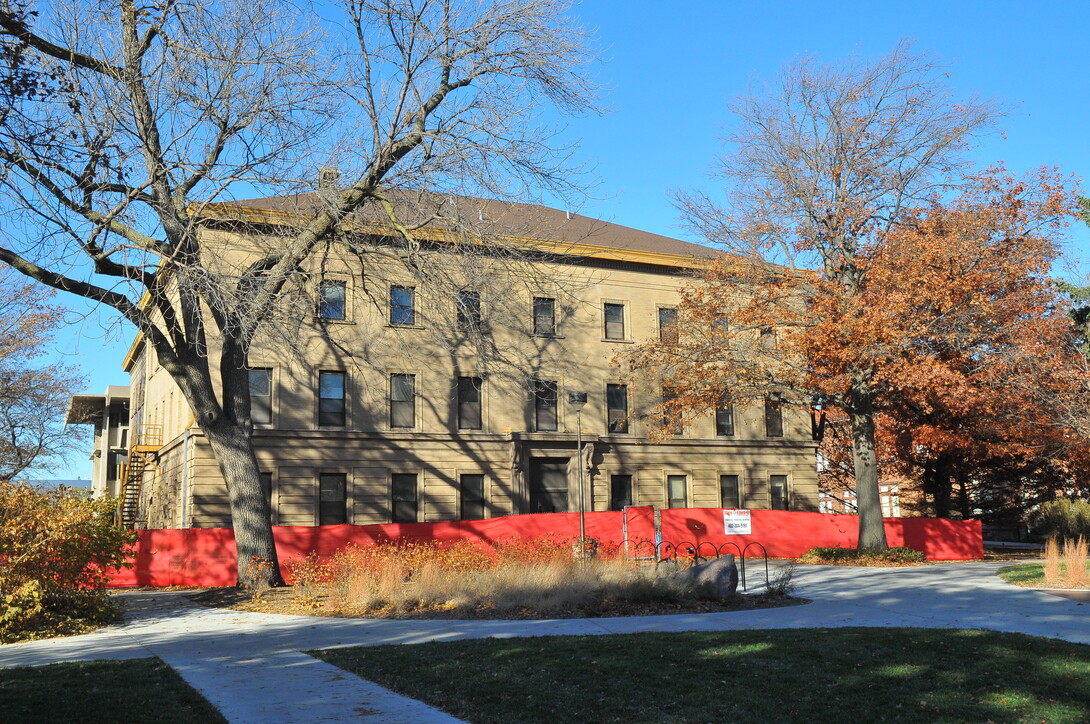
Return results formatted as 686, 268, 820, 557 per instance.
723, 509, 752, 535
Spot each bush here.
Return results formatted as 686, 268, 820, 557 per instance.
0, 482, 136, 641
798, 545, 927, 566
1031, 499, 1090, 541
765, 562, 796, 596
286, 537, 729, 617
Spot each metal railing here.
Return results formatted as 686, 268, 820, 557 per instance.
615, 537, 771, 592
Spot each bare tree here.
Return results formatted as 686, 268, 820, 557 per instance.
0, 268, 84, 482
665, 42, 1002, 550
0, 0, 598, 586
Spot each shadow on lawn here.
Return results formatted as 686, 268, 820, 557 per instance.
313, 627, 1090, 724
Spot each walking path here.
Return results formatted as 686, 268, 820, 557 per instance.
1, 562, 1087, 722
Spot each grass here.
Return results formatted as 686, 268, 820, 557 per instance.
0, 658, 225, 723
998, 537, 1090, 590
313, 628, 1090, 724
999, 561, 1090, 589
275, 539, 781, 619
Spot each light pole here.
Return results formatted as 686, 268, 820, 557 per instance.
568, 391, 588, 555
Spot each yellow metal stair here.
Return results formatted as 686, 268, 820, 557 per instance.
118, 425, 162, 528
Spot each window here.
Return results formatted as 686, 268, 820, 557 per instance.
529, 458, 568, 513
603, 302, 625, 340
720, 474, 741, 509
318, 371, 346, 426
390, 285, 415, 326
765, 395, 784, 437
606, 383, 629, 434
391, 473, 418, 523
457, 376, 482, 430
456, 290, 482, 330
461, 473, 486, 520
532, 379, 558, 432
319, 473, 346, 525
881, 483, 901, 517
658, 307, 678, 344
663, 386, 682, 435
715, 395, 734, 436
667, 474, 687, 509
260, 472, 275, 524
249, 368, 272, 425
770, 474, 789, 510
318, 280, 346, 320
390, 373, 415, 429
533, 297, 556, 336
106, 451, 124, 481
610, 474, 632, 511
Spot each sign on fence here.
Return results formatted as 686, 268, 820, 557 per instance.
723, 509, 752, 535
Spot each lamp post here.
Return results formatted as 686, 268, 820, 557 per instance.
568, 391, 588, 555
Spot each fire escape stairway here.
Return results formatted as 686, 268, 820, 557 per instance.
118, 426, 163, 528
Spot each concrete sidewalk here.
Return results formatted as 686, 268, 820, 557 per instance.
0, 562, 1086, 722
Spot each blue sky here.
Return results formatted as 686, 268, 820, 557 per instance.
46, 0, 1090, 479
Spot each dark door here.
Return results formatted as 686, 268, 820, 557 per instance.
529, 457, 569, 513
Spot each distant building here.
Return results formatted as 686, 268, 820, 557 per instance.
64, 386, 130, 499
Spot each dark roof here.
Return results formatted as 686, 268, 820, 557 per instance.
215, 190, 720, 262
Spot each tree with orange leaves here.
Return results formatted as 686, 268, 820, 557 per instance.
631, 168, 1080, 543
622, 43, 1088, 550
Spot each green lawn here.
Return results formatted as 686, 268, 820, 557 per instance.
314, 628, 1090, 724
998, 561, 1090, 588
0, 658, 225, 723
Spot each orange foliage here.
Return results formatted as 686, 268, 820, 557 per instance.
626, 168, 1090, 519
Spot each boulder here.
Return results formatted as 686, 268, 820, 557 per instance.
655, 554, 738, 599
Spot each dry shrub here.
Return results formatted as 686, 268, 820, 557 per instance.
290, 537, 714, 617
1063, 537, 1089, 588
1043, 538, 1062, 586
287, 552, 335, 610
798, 546, 927, 566
0, 482, 136, 640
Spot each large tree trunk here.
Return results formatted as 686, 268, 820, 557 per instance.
957, 473, 972, 520
849, 376, 888, 551
202, 417, 283, 588
928, 456, 954, 518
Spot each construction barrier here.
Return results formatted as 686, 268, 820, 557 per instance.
108, 508, 983, 587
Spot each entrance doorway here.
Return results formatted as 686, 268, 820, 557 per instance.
529, 457, 569, 513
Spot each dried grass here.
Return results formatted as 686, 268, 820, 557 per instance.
1043, 538, 1062, 585
1041, 537, 1090, 589
288, 539, 708, 617
1063, 536, 1089, 588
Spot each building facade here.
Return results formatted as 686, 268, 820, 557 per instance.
63, 385, 131, 499
92, 193, 820, 529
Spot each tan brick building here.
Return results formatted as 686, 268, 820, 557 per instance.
96, 192, 819, 528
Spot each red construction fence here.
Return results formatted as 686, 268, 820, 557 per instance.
108, 508, 983, 587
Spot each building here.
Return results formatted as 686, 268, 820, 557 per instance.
63, 385, 131, 499
75, 192, 820, 529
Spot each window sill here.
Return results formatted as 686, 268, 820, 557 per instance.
602, 338, 634, 344
532, 333, 565, 340
386, 324, 424, 330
